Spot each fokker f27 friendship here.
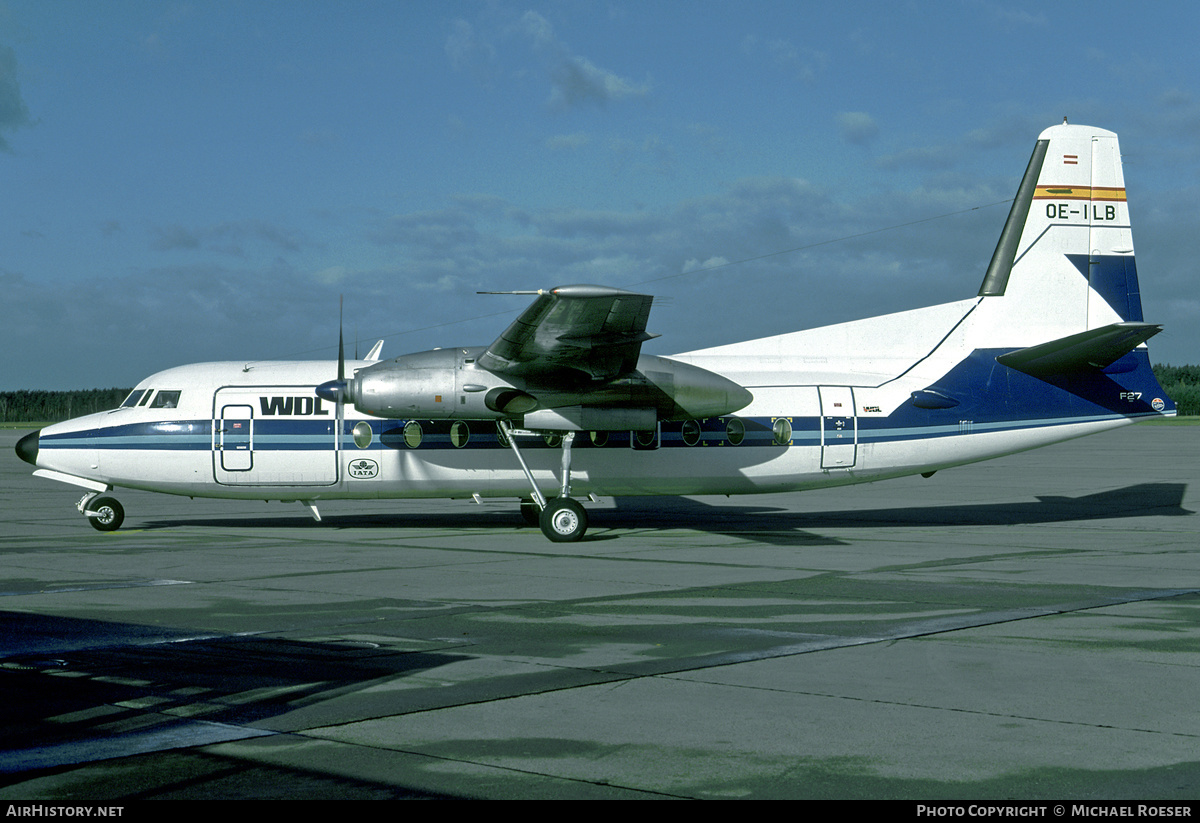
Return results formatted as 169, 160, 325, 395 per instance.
15, 123, 1176, 541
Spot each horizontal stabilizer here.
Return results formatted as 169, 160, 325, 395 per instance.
996, 322, 1162, 378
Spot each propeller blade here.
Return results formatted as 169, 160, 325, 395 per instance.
317, 296, 349, 405
338, 295, 345, 385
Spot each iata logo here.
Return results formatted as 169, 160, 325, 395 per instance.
347, 458, 379, 479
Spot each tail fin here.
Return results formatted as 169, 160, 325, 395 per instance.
962, 123, 1173, 418
976, 123, 1144, 340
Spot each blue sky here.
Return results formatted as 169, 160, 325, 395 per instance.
3, 0, 1198, 389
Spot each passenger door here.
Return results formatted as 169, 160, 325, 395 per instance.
213, 388, 338, 486
819, 386, 857, 469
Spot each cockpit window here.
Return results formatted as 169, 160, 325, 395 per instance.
120, 389, 146, 408
150, 390, 182, 409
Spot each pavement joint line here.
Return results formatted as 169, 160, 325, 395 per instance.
294, 587, 1200, 733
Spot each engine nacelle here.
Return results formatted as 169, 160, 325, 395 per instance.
521, 355, 752, 425
637, 355, 754, 421
344, 347, 519, 419
327, 347, 752, 427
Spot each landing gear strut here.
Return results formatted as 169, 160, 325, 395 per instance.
500, 421, 588, 542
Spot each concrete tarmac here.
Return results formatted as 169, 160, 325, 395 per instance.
0, 425, 1197, 800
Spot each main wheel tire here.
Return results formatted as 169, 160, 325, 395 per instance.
87, 496, 125, 532
539, 498, 587, 542
519, 499, 541, 527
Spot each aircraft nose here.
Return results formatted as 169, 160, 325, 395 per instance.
15, 430, 39, 466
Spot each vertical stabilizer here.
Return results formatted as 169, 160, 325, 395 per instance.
974, 124, 1143, 343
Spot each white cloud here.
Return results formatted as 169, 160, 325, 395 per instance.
836, 112, 879, 145
520, 10, 556, 47
314, 265, 348, 285
150, 220, 306, 256
445, 17, 496, 81
521, 11, 650, 109
0, 44, 33, 151
682, 256, 731, 274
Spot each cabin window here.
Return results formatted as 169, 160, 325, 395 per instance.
725, 417, 745, 446
681, 420, 701, 446
772, 418, 792, 446
543, 432, 562, 448
589, 431, 608, 447
403, 421, 423, 448
450, 421, 470, 448
120, 390, 146, 408
352, 421, 373, 449
150, 390, 182, 409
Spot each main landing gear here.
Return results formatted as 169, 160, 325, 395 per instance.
500, 421, 588, 542
539, 497, 587, 542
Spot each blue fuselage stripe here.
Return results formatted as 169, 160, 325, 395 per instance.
37, 411, 1156, 453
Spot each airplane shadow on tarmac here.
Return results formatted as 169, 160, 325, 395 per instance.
132, 482, 1192, 547
0, 610, 471, 786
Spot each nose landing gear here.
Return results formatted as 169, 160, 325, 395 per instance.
80, 493, 125, 532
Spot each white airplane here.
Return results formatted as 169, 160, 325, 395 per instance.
15, 123, 1175, 541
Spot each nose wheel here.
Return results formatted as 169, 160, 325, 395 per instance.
82, 494, 125, 532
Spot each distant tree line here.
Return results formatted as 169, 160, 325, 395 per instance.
1152, 365, 1200, 416
2, 369, 1198, 423
1, 389, 131, 423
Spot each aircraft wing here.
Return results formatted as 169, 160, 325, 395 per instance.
478, 285, 657, 383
